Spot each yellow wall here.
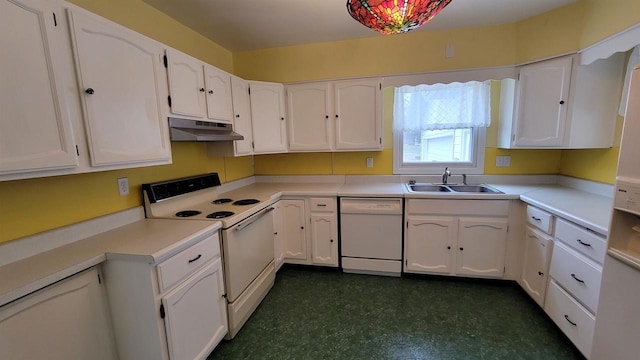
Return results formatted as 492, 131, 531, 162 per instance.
0, 0, 252, 243
3, 0, 638, 243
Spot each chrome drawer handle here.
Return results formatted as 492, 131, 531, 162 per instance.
188, 254, 202, 263
571, 273, 585, 284
576, 239, 592, 247
564, 315, 577, 327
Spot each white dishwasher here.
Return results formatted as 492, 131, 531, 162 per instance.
340, 198, 403, 276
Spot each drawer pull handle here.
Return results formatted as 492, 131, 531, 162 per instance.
188, 254, 202, 263
317, 204, 327, 207
531, 216, 541, 222
570, 273, 585, 284
564, 315, 577, 326
576, 239, 592, 247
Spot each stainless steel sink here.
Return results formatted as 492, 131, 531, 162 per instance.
409, 184, 451, 192
407, 183, 503, 194
446, 185, 503, 194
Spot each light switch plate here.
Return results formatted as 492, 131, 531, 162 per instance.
496, 155, 511, 167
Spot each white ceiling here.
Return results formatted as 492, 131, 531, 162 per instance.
143, 0, 579, 52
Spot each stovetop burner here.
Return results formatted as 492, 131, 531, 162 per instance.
175, 210, 201, 217
212, 198, 233, 204
206, 211, 235, 219
233, 199, 260, 206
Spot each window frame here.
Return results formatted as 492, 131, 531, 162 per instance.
393, 126, 486, 175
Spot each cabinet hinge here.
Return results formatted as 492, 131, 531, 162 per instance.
75, 145, 79, 157
160, 304, 166, 319
163, 55, 168, 68
167, 95, 172, 108
97, 273, 101, 284
53, 12, 57, 27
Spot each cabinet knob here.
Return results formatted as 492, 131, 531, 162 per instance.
325, 115, 329, 119
459, 247, 464, 251
330, 239, 334, 243
208, 90, 214, 94
236, 114, 240, 118
559, 100, 565, 105
447, 246, 451, 250
300, 226, 304, 230
538, 271, 544, 276
281, 117, 285, 121
85, 88, 95, 95
274, 232, 278, 235
335, 114, 339, 118
199, 88, 205, 92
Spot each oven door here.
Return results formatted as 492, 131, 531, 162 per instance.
221, 206, 275, 302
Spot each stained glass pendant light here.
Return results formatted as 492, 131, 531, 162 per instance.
346, 0, 452, 35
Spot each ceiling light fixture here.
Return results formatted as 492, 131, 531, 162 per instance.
346, 0, 452, 35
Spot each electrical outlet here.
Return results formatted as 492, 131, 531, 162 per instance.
117, 177, 129, 196
366, 157, 374, 168
496, 155, 511, 167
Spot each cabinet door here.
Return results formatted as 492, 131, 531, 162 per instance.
514, 56, 572, 147
405, 216, 455, 274
204, 65, 233, 123
249, 81, 288, 153
457, 217, 508, 278
166, 49, 206, 118
310, 213, 338, 266
287, 83, 333, 151
162, 260, 228, 360
0, 0, 78, 174
273, 201, 285, 271
521, 226, 553, 306
0, 268, 116, 360
334, 79, 382, 150
68, 9, 171, 166
230, 76, 253, 156
280, 199, 307, 260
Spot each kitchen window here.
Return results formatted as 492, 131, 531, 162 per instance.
393, 81, 491, 175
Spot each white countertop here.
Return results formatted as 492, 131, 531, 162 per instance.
0, 219, 219, 307
1, 176, 614, 307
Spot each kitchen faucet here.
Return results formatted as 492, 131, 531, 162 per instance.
442, 167, 451, 184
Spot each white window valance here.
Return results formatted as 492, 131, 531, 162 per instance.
393, 81, 491, 131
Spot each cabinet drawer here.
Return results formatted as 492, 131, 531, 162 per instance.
555, 218, 607, 264
549, 241, 602, 314
407, 199, 509, 216
544, 279, 595, 359
526, 205, 554, 234
157, 233, 220, 292
309, 197, 336, 212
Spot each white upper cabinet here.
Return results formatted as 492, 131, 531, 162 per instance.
166, 50, 207, 119
204, 65, 234, 122
68, 8, 171, 166
0, 0, 78, 175
285, 78, 383, 152
249, 81, 288, 153
166, 50, 233, 124
335, 79, 382, 150
499, 53, 624, 149
287, 83, 333, 151
230, 76, 253, 156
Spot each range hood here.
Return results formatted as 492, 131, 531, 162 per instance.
169, 118, 244, 142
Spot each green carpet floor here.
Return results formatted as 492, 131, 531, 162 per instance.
208, 267, 584, 360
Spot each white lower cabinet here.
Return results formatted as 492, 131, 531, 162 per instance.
103, 231, 227, 360
519, 226, 553, 307
0, 267, 117, 360
404, 199, 509, 278
274, 197, 338, 267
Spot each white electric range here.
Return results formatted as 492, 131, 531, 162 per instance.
142, 173, 276, 339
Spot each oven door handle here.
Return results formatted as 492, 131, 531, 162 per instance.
235, 206, 275, 232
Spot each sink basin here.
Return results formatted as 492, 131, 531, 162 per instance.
407, 183, 503, 194
447, 185, 503, 194
409, 184, 451, 192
